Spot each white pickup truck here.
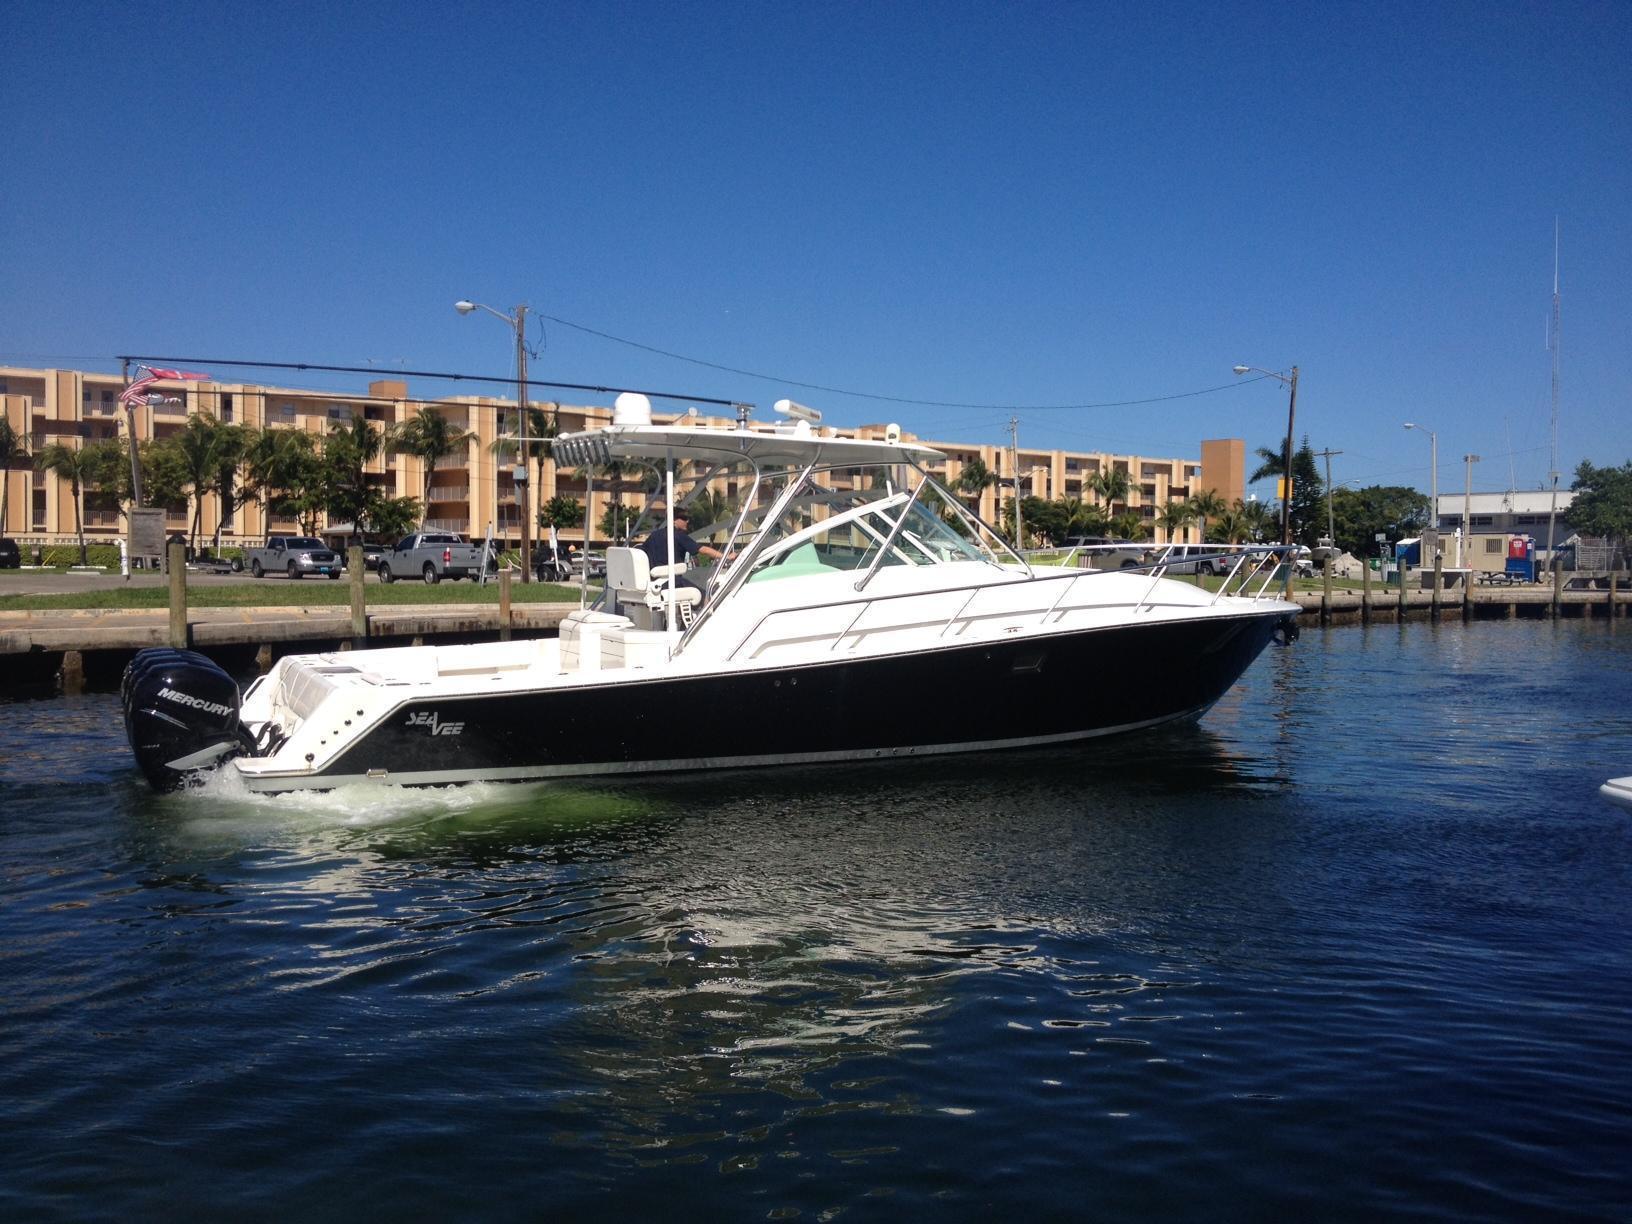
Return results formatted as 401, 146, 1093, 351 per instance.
244, 535, 343, 579
377, 531, 494, 584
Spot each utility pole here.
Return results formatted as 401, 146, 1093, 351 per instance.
515, 304, 532, 584
1461, 454, 1481, 569
1278, 367, 1300, 547
1008, 416, 1023, 548
120, 358, 144, 506
457, 299, 535, 582
1313, 447, 1342, 545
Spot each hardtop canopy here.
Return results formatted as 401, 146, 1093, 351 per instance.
552, 423, 944, 474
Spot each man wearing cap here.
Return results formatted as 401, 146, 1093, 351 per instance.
639, 505, 722, 593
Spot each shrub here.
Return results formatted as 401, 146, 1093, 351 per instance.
41, 544, 121, 568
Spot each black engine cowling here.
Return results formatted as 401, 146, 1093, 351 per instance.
122, 649, 243, 791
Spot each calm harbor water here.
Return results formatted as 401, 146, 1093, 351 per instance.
2, 620, 1630, 1221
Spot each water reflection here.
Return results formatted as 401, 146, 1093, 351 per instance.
4, 623, 1631, 1217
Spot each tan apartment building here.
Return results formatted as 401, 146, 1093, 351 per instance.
0, 365, 1242, 550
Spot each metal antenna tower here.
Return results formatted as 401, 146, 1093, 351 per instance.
1545, 221, 1561, 563
1312, 447, 1343, 545
1008, 416, 1023, 547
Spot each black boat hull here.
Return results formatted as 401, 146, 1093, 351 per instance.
246, 610, 1293, 790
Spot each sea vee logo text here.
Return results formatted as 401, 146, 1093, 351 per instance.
404, 710, 465, 736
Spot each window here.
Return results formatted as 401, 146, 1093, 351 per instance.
1484, 539, 1503, 554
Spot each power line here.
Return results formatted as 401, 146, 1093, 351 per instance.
113, 354, 741, 407
537, 311, 1278, 410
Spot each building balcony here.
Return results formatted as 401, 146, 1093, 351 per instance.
424, 517, 466, 533
428, 486, 469, 502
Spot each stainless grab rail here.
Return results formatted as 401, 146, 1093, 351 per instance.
727, 547, 1290, 662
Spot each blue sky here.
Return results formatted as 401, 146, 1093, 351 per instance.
4, 1, 1628, 502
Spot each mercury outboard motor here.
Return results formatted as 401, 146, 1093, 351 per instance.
122, 648, 244, 791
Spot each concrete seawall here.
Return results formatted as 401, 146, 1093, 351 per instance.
1294, 583, 1625, 625
0, 602, 578, 689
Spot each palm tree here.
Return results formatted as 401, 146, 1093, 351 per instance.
392, 406, 470, 510
1155, 499, 1197, 543
1212, 506, 1251, 544
210, 424, 250, 548
0, 416, 27, 534
1088, 466, 1133, 515
489, 404, 559, 543
244, 428, 319, 529
1059, 496, 1107, 538
324, 415, 385, 537
172, 413, 246, 552
1248, 442, 1289, 486
954, 456, 997, 511
1188, 489, 1227, 544
1109, 509, 1148, 541
580, 457, 653, 543
488, 405, 560, 487
36, 442, 96, 564
1234, 497, 1272, 541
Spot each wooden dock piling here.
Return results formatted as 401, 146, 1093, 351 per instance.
349, 546, 367, 647
167, 541, 187, 648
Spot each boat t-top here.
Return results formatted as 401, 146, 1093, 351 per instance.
124, 394, 1300, 792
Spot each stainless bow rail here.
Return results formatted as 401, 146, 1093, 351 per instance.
724, 546, 1294, 662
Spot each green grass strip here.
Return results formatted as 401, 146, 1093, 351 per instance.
0, 581, 586, 610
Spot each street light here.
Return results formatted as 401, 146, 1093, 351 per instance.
456, 300, 532, 582
1404, 422, 1438, 563
1232, 364, 1299, 589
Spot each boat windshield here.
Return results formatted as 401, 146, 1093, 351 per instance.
599, 457, 1004, 617
741, 464, 995, 580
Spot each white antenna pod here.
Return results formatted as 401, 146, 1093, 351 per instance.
773, 398, 822, 424
613, 392, 652, 426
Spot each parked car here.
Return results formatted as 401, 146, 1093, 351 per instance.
0, 537, 20, 569
378, 531, 495, 584
1062, 536, 1146, 569
243, 535, 343, 579
1143, 543, 1215, 574
337, 543, 387, 572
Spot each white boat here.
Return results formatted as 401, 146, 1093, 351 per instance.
123, 395, 1300, 793
1601, 777, 1632, 811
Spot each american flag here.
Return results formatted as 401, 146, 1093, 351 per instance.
117, 373, 160, 406
117, 365, 211, 406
